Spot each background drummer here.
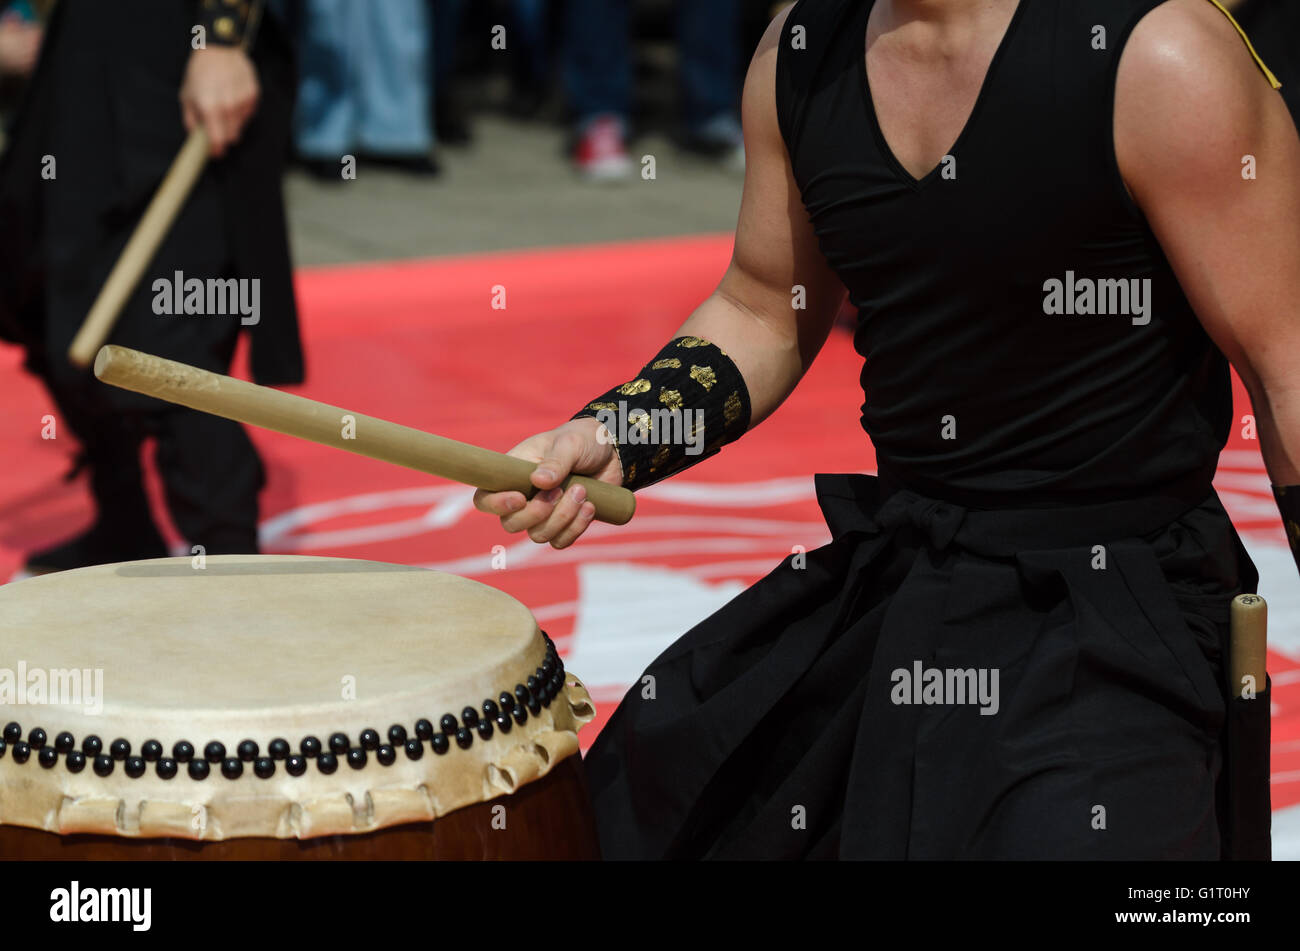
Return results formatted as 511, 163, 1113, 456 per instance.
0, 0, 303, 573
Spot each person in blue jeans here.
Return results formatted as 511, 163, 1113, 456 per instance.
565, 0, 744, 180
431, 0, 552, 144
294, 0, 439, 178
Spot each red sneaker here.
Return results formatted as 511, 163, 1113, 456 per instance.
573, 115, 634, 182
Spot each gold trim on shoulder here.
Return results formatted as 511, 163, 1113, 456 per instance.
617, 379, 652, 396
652, 358, 682, 370
1207, 0, 1283, 90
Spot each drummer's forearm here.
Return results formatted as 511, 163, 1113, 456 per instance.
1234, 351, 1300, 484
675, 261, 843, 430
568, 260, 841, 492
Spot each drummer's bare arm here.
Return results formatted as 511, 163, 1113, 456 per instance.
473, 8, 845, 549
181, 0, 261, 157
1116, 0, 1300, 571
676, 10, 846, 429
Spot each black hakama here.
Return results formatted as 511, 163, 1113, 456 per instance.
584, 472, 1267, 860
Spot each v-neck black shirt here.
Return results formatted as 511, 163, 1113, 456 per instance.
777, 0, 1235, 509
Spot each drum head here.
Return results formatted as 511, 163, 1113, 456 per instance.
0, 556, 594, 841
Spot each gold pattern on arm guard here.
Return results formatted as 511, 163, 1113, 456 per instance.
1274, 484, 1300, 576
573, 338, 752, 492
199, 0, 256, 48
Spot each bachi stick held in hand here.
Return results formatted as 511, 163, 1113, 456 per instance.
67, 8, 266, 369
93, 345, 636, 526
67, 128, 212, 368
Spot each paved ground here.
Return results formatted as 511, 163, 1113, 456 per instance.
284, 113, 746, 267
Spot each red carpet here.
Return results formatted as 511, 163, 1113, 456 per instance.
2, 234, 1297, 844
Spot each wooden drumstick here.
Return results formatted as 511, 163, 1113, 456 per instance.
1229, 593, 1268, 699
94, 345, 637, 526
67, 129, 211, 368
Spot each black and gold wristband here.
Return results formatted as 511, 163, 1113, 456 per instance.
573, 336, 751, 491
1275, 484, 1300, 576
198, 0, 255, 48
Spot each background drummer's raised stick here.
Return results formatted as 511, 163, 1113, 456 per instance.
95, 345, 636, 526
1230, 593, 1268, 699
66, 129, 210, 367
67, 4, 265, 368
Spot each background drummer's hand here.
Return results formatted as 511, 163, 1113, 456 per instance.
0, 13, 41, 77
473, 417, 624, 549
180, 46, 259, 157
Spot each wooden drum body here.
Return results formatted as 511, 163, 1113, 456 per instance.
0, 556, 599, 860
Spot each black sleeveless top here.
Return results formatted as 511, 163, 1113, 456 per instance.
1234, 0, 1300, 120
777, 0, 1235, 509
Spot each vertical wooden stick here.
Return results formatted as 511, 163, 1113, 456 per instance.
1229, 593, 1268, 699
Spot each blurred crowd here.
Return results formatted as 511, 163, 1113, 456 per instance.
1, 0, 788, 180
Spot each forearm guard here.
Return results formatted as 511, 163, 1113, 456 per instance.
198, 0, 257, 47
1275, 484, 1300, 576
573, 336, 752, 491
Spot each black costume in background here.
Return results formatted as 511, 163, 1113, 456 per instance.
584, 0, 1269, 859
0, 0, 303, 560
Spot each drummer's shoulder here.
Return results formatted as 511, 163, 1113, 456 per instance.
751, 1, 850, 72
1120, 0, 1282, 103
748, 1, 863, 143
1114, 0, 1285, 190
746, 7, 788, 88
744, 5, 812, 145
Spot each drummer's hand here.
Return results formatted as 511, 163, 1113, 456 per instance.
180, 46, 259, 157
0, 14, 41, 77
473, 417, 624, 549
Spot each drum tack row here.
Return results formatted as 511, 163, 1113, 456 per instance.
0, 635, 567, 782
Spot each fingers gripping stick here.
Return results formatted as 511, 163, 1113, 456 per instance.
94, 346, 636, 526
